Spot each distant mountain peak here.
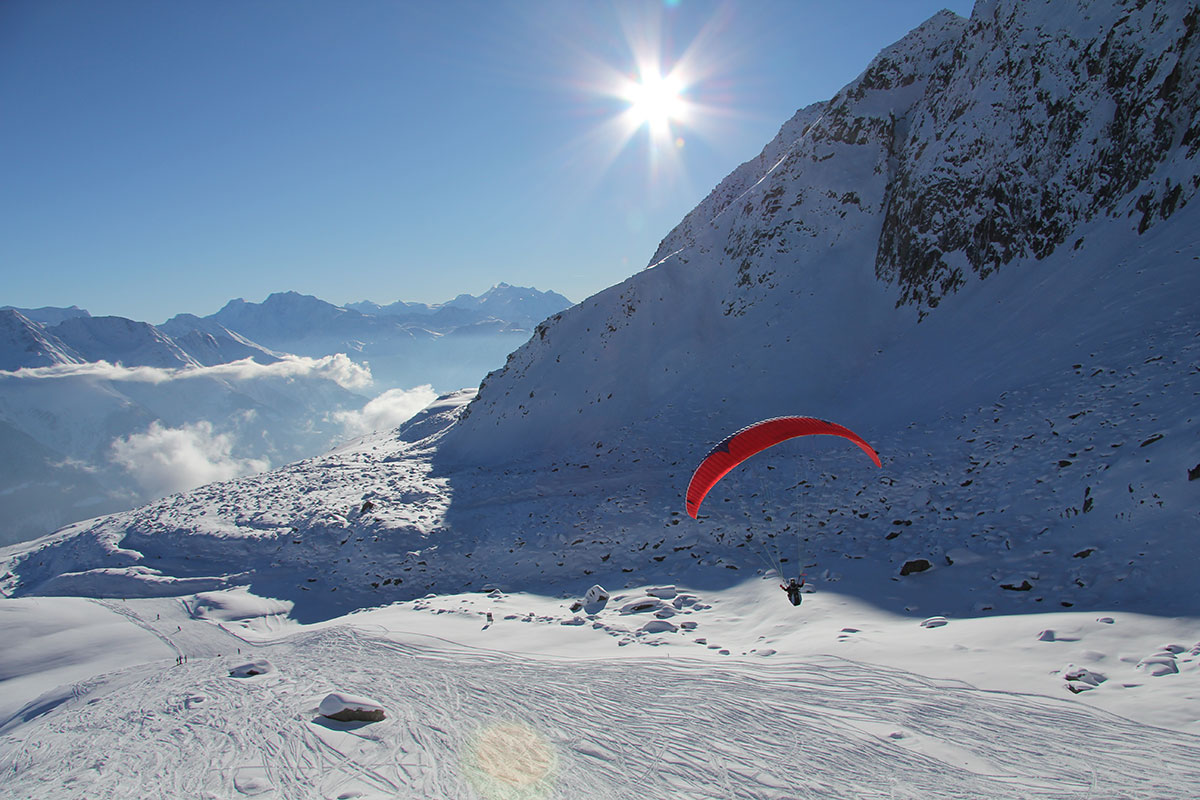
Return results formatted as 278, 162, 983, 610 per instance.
0, 308, 86, 370
1, 304, 91, 327
48, 315, 201, 368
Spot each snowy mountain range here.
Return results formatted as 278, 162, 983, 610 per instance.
3, 1, 1200, 796
3, 283, 571, 382
0, 285, 570, 546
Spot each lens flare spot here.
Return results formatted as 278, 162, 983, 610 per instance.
462, 721, 557, 800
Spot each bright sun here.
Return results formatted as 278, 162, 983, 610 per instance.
622, 68, 686, 136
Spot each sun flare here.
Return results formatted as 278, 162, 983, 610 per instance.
568, 5, 740, 188
622, 68, 686, 136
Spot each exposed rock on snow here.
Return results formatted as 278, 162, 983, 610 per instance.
640, 619, 678, 634
900, 559, 933, 576
317, 692, 386, 723
618, 596, 671, 615
584, 584, 610, 613
1136, 652, 1181, 677
229, 659, 274, 678
1060, 664, 1107, 693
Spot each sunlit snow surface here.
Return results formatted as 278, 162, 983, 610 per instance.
3, 588, 1200, 799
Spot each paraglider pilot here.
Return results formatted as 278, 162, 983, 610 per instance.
781, 576, 804, 606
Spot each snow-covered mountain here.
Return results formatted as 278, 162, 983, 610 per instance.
198, 286, 572, 390
5, 0, 1196, 610
0, 304, 90, 327
347, 282, 572, 331
3, 2, 1200, 795
48, 315, 202, 369
155, 314, 285, 366
0, 309, 85, 370
1, 310, 269, 372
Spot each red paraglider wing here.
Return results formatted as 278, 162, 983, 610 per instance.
685, 416, 881, 518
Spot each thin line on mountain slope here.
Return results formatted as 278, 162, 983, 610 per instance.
646, 110, 827, 271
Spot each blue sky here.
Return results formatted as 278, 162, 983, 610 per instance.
1, 0, 973, 323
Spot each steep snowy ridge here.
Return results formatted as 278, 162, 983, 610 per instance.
447, 0, 1198, 457
0, 304, 90, 327
0, 309, 85, 370
49, 315, 203, 369
647, 9, 967, 268
157, 314, 285, 366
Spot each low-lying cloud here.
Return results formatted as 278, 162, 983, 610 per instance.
1, 354, 372, 390
110, 420, 271, 498
335, 385, 439, 438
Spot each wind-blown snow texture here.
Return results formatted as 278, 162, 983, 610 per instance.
2, 1, 1199, 796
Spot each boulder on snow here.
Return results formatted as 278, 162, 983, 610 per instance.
1000, 578, 1034, 591
318, 692, 386, 723
899, 559, 932, 576
229, 659, 274, 678
584, 584, 610, 612
640, 619, 678, 634
1061, 664, 1107, 693
1136, 653, 1180, 677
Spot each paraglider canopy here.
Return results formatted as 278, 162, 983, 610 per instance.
685, 416, 881, 518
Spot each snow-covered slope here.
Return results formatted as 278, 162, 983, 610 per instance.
0, 309, 85, 370
157, 314, 286, 366
48, 315, 202, 369
0, 304, 90, 327
447, 0, 1199, 461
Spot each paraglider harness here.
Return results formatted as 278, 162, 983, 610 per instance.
781, 576, 804, 606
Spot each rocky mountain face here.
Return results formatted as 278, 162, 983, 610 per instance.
446, 0, 1199, 460
3, 0, 1197, 621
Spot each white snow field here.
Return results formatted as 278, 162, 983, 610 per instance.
4, 585, 1200, 800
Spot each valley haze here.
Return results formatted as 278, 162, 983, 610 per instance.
0, 283, 571, 546
3, 1, 1200, 798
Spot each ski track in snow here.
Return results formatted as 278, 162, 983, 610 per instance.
3, 623, 1199, 800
